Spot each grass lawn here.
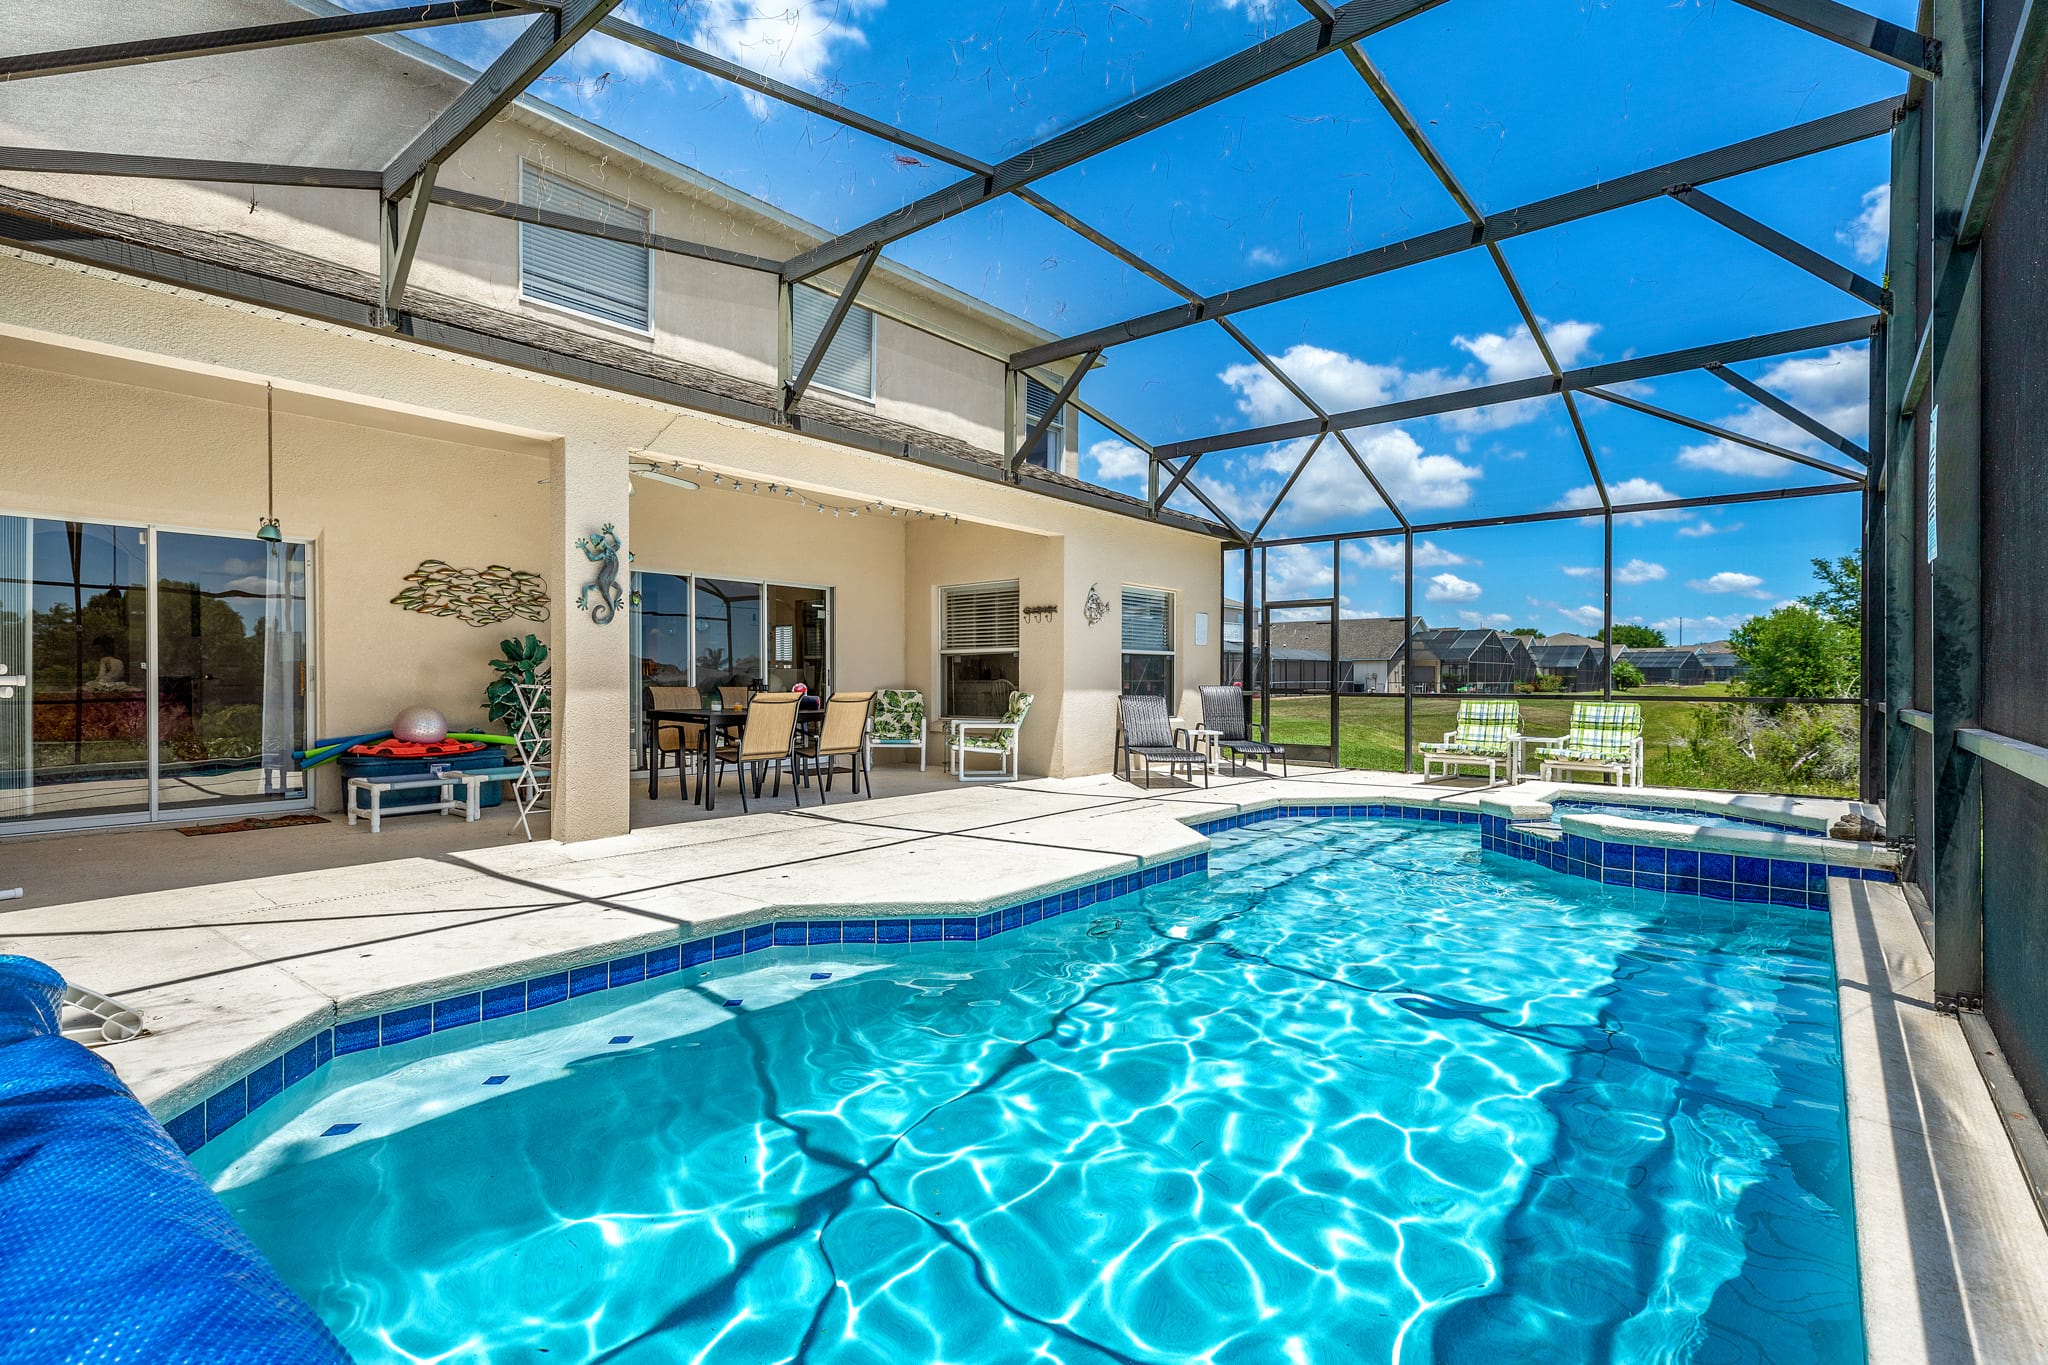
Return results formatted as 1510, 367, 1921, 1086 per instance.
1256, 685, 1815, 792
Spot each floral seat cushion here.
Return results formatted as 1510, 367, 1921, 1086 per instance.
870, 690, 926, 743
960, 692, 1033, 750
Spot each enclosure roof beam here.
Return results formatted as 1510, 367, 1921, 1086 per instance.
1670, 186, 1889, 311
779, 0, 1447, 282
0, 147, 380, 187
1958, 0, 2048, 245
1153, 315, 1878, 459
1249, 433, 1328, 542
1576, 385, 1866, 483
1010, 348, 1099, 477
0, 2, 532, 82
1707, 362, 1870, 463
1731, 0, 1941, 78
1012, 97, 1900, 370
784, 245, 881, 410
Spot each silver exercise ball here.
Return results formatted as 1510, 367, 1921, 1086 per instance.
392, 705, 450, 743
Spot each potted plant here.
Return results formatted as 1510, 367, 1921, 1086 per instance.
484, 633, 550, 736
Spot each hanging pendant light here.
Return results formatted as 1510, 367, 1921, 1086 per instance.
256, 382, 283, 543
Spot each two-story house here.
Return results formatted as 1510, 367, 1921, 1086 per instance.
0, 0, 1227, 840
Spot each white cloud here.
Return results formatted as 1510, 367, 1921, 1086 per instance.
1689, 571, 1770, 598
1246, 245, 1282, 269
1349, 538, 1468, 570
1458, 610, 1514, 627
1561, 565, 1597, 578
1838, 183, 1889, 265
1676, 345, 1869, 476
686, 0, 879, 116
1614, 558, 1666, 585
1677, 519, 1743, 538
1555, 476, 1688, 522
1436, 321, 1601, 433
1555, 603, 1607, 631
1425, 572, 1482, 603
1085, 438, 1147, 483
1652, 612, 1751, 638
1233, 432, 1480, 519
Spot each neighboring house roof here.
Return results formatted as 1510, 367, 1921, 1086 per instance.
1267, 646, 1334, 663
1696, 648, 1743, 667
1265, 617, 1430, 663
1529, 643, 1602, 669
0, 186, 1200, 528
1621, 647, 1704, 669
1413, 627, 1502, 663
1543, 633, 1605, 648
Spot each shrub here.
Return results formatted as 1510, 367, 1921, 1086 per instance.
1612, 658, 1644, 690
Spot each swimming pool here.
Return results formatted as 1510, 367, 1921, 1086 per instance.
199, 816, 1861, 1363
1549, 799, 1812, 834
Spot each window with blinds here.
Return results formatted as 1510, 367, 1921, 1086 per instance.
518, 165, 651, 330
1121, 585, 1175, 702
1022, 377, 1066, 469
792, 283, 876, 399
941, 581, 1020, 718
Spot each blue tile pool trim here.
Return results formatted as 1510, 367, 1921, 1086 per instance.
165, 851, 1211, 1158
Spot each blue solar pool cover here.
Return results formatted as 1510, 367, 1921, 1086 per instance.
0, 956, 347, 1365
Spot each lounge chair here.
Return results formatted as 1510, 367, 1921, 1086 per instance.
1417, 700, 1524, 785
710, 691, 802, 812
1198, 684, 1285, 775
866, 689, 928, 772
799, 691, 874, 801
643, 684, 703, 800
1116, 693, 1208, 788
1532, 702, 1644, 787
950, 691, 1032, 782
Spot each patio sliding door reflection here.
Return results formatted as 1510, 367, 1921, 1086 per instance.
631, 571, 691, 756
765, 585, 828, 694
695, 578, 762, 692
153, 531, 309, 813
0, 518, 148, 822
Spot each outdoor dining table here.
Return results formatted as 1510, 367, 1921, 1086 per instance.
644, 698, 823, 811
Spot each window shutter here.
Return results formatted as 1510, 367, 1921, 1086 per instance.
1023, 377, 1066, 468
942, 583, 1020, 651
792, 283, 875, 398
519, 165, 650, 329
1121, 587, 1172, 652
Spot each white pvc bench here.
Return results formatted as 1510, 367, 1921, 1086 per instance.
345, 766, 529, 833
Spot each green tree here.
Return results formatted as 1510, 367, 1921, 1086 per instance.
1801, 555, 1861, 625
1508, 626, 1541, 637
1731, 604, 1858, 699
1611, 658, 1644, 690
1605, 624, 1667, 648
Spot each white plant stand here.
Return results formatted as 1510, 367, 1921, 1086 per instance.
512, 680, 552, 840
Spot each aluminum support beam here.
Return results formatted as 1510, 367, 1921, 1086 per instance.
781, 0, 1446, 283
1154, 316, 1877, 461
1958, 0, 2048, 245
1882, 101, 1923, 840
1928, 0, 1983, 1011
1670, 187, 1890, 312
1732, 0, 1941, 77
1014, 98, 1900, 371
784, 245, 881, 410
1010, 349, 1098, 477
1708, 362, 1871, 463
0, 2, 530, 82
1249, 434, 1328, 542
0, 147, 380, 187
1577, 384, 1866, 482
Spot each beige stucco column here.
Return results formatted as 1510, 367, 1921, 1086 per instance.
548, 437, 632, 841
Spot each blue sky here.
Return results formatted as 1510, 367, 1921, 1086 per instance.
393, 0, 1910, 641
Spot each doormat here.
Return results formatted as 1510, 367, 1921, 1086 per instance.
178, 814, 331, 836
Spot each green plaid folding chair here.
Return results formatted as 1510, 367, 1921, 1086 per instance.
1533, 702, 1644, 787
1416, 700, 1524, 785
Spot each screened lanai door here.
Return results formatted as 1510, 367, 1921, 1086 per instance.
1259, 544, 1338, 769
0, 516, 311, 831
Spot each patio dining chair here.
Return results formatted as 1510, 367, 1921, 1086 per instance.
1116, 694, 1208, 789
866, 689, 928, 771
717, 685, 753, 710
710, 691, 802, 812
1416, 700, 1524, 785
799, 691, 874, 801
950, 691, 1033, 782
1532, 702, 1644, 787
1198, 685, 1285, 776
643, 684, 702, 800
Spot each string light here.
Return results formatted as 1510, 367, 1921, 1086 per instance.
660, 463, 962, 526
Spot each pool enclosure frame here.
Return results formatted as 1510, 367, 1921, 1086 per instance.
4, 0, 2048, 1162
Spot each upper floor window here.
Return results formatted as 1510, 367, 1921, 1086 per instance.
792, 283, 876, 400
519, 164, 651, 331
1022, 377, 1065, 469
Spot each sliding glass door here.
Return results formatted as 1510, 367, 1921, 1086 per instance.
628, 572, 831, 754
0, 515, 311, 830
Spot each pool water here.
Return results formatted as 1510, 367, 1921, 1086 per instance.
1549, 799, 1812, 834
202, 818, 1861, 1364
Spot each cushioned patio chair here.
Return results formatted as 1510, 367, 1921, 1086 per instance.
1417, 699, 1524, 786
1532, 701, 1644, 787
1198, 685, 1285, 776
866, 689, 927, 772
643, 684, 703, 800
1116, 693, 1209, 789
711, 691, 802, 812
950, 691, 1033, 782
799, 691, 874, 801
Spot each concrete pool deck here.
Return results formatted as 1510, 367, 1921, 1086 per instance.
4, 767, 2043, 1362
